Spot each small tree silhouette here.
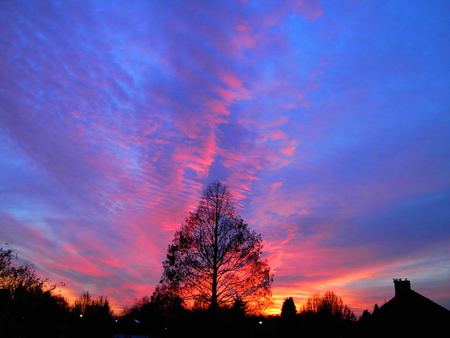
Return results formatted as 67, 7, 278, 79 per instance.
231, 296, 248, 318
281, 297, 297, 318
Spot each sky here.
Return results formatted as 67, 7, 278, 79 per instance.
1, 0, 449, 316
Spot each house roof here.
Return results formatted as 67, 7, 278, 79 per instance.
364, 279, 450, 337
376, 287, 450, 320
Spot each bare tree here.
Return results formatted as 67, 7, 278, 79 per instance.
72, 291, 112, 338
72, 291, 112, 318
301, 291, 356, 321
159, 180, 272, 314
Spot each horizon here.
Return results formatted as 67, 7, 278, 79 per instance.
1, 0, 449, 317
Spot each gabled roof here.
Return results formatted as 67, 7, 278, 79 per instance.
362, 280, 450, 337
375, 288, 450, 320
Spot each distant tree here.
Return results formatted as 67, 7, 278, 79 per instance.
301, 291, 356, 321
279, 297, 298, 337
72, 291, 112, 338
151, 283, 185, 315
120, 296, 154, 336
231, 296, 248, 318
373, 303, 379, 313
300, 291, 356, 337
281, 297, 297, 318
122, 296, 152, 318
149, 284, 187, 336
72, 291, 112, 318
73, 291, 92, 316
227, 296, 249, 338
159, 181, 272, 314
359, 309, 371, 322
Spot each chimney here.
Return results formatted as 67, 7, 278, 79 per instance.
393, 278, 411, 296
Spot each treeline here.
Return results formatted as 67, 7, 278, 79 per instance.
1, 244, 380, 338
117, 290, 363, 338
0, 244, 113, 338
276, 293, 361, 338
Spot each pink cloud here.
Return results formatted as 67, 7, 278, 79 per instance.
220, 71, 246, 90
281, 139, 298, 156
232, 23, 256, 56
203, 98, 231, 116
293, 0, 324, 21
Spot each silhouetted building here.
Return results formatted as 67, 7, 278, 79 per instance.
360, 278, 450, 337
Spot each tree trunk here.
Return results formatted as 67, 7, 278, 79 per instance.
210, 210, 219, 314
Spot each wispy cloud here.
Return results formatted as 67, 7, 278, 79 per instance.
1, 0, 449, 314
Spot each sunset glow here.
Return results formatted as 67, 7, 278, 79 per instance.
1, 0, 449, 316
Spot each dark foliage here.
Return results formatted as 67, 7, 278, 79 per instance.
300, 291, 356, 321
281, 297, 297, 318
0, 244, 72, 338
118, 296, 155, 336
71, 291, 113, 338
116, 286, 187, 337
294, 291, 357, 338
278, 297, 298, 337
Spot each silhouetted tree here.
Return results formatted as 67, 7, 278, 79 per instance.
359, 309, 371, 321
300, 291, 356, 337
146, 284, 188, 337
0, 244, 71, 337
373, 303, 379, 313
120, 296, 155, 336
281, 297, 297, 318
231, 296, 248, 318
301, 291, 356, 321
279, 297, 298, 337
122, 296, 152, 322
151, 283, 185, 315
159, 180, 272, 314
72, 291, 112, 338
0, 244, 56, 296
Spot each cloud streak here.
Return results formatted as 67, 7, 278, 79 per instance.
1, 0, 449, 315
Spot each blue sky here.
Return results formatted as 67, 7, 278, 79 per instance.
1, 0, 449, 314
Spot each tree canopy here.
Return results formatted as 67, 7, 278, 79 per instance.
301, 291, 356, 321
159, 180, 272, 314
281, 297, 297, 318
